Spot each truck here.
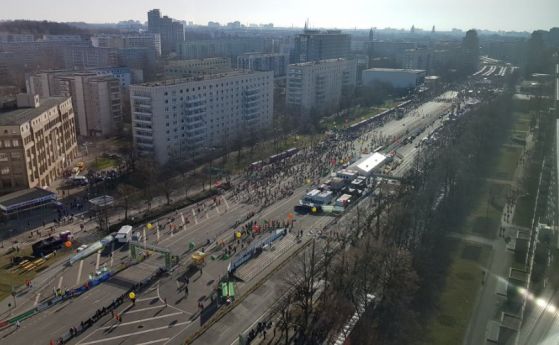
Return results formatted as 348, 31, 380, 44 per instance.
114, 225, 133, 243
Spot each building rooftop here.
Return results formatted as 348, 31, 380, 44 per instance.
0, 187, 56, 212
137, 70, 265, 87
0, 97, 67, 126
290, 58, 350, 67
353, 152, 387, 174
239, 52, 287, 57
364, 68, 426, 73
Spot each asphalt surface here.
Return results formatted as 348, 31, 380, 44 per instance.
2, 91, 459, 345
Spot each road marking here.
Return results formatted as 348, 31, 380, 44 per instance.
191, 209, 195, 217
76, 259, 84, 286
223, 196, 230, 209
34, 293, 41, 306
57, 276, 63, 290
136, 296, 160, 302
194, 216, 198, 225
95, 251, 101, 271
206, 213, 209, 220
126, 305, 165, 314
77, 321, 190, 345
98, 312, 182, 330
215, 206, 221, 214
136, 339, 170, 345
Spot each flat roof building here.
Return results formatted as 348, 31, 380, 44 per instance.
130, 70, 274, 165
350, 152, 387, 176
287, 58, 357, 116
293, 29, 351, 63
362, 68, 426, 89
164, 58, 232, 78
0, 95, 78, 194
237, 53, 289, 78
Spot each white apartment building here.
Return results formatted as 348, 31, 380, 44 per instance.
130, 70, 274, 165
286, 58, 357, 115
164, 58, 231, 78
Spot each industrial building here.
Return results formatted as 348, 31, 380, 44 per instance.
362, 68, 426, 89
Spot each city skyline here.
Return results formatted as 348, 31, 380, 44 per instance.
1, 0, 558, 33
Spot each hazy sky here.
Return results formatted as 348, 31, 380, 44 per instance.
1, 0, 558, 32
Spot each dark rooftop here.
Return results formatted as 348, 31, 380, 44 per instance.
0, 97, 67, 126
0, 187, 55, 209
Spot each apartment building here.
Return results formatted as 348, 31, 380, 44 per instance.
27, 70, 124, 137
91, 33, 162, 56
0, 94, 78, 194
164, 58, 232, 78
286, 58, 357, 116
237, 53, 289, 78
130, 70, 274, 164
177, 38, 272, 60
147, 9, 184, 54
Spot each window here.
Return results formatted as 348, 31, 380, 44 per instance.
10, 152, 22, 160
1, 167, 10, 175
0, 153, 7, 162
4, 140, 11, 148
12, 139, 19, 147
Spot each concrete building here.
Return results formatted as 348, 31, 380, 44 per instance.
129, 70, 274, 165
362, 68, 426, 89
177, 38, 272, 60
164, 58, 232, 78
147, 9, 184, 54
91, 33, 162, 56
402, 48, 432, 71
0, 95, 78, 194
286, 58, 357, 116
26, 70, 126, 137
237, 53, 289, 78
63, 46, 119, 70
0, 33, 34, 43
293, 29, 351, 63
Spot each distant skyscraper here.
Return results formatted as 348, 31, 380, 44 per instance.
293, 29, 351, 63
462, 29, 480, 74
147, 9, 184, 55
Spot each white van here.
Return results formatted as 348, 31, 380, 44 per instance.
115, 225, 133, 243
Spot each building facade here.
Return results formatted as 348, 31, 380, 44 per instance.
237, 53, 289, 78
286, 58, 357, 116
292, 29, 351, 63
164, 58, 232, 78
361, 68, 426, 89
147, 9, 184, 55
27, 70, 125, 137
0, 95, 78, 194
177, 38, 272, 60
129, 71, 274, 164
91, 33, 162, 57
